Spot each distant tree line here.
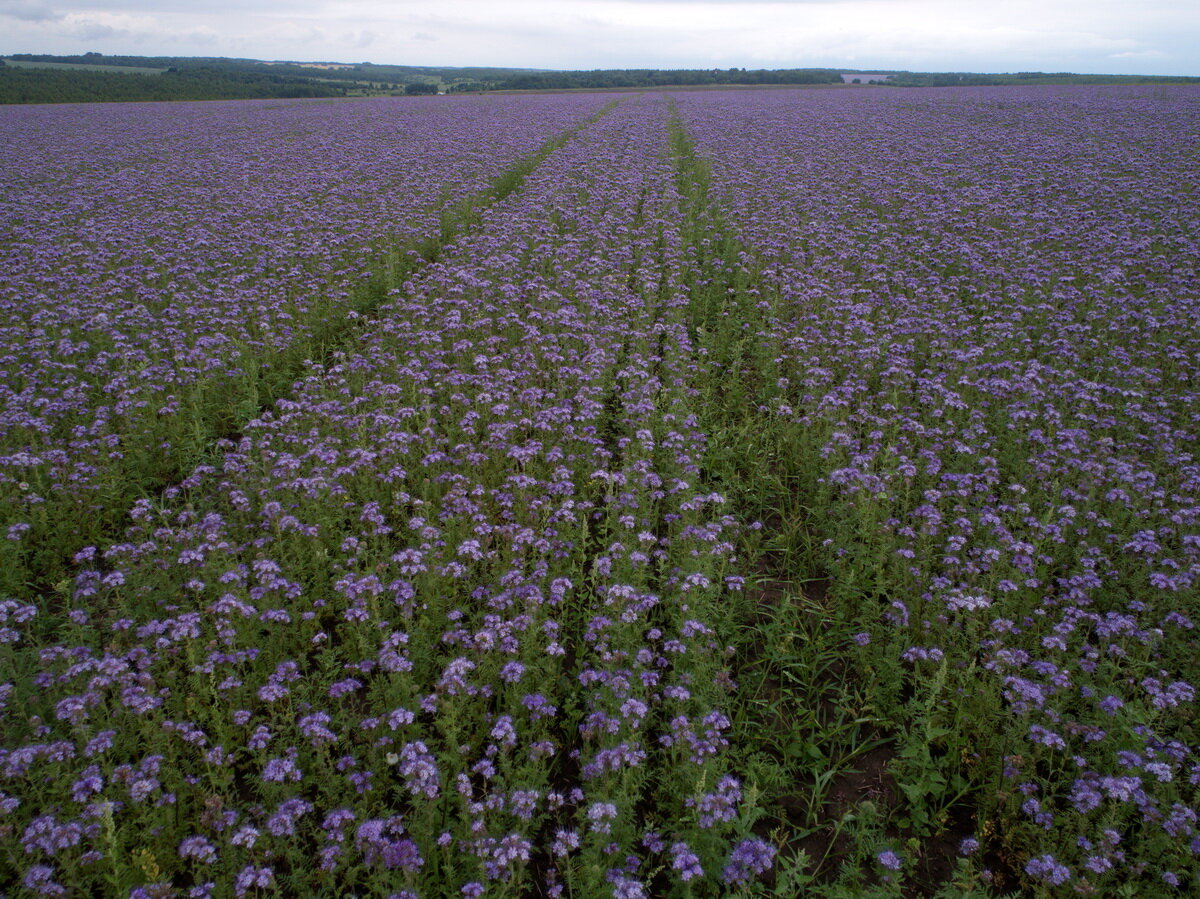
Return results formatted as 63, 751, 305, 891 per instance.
0, 63, 346, 104
888, 71, 1200, 87
492, 68, 843, 90
3, 54, 1198, 105
4, 54, 533, 94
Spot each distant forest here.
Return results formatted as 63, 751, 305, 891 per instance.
2, 53, 1197, 104
494, 68, 843, 90
0, 64, 346, 104
0, 54, 515, 104
890, 71, 1200, 87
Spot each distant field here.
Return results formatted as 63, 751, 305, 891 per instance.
1, 57, 168, 75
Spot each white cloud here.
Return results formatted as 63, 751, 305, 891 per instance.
59, 10, 158, 40
0, 0, 1196, 75
1110, 49, 1168, 59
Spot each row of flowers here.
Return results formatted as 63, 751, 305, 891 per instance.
675, 85, 1200, 892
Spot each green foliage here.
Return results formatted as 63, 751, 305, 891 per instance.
6, 53, 1191, 106
501, 68, 843, 91
887, 70, 1200, 87
0, 65, 348, 104
0, 53, 551, 101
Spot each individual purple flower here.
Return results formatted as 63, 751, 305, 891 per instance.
877, 848, 902, 870
500, 661, 525, 683
328, 677, 363, 698
490, 716, 518, 749
1070, 778, 1103, 813
608, 873, 648, 898
493, 833, 531, 867
247, 725, 272, 751
396, 741, 440, 799
689, 775, 741, 827
266, 798, 312, 837
1025, 854, 1071, 886
71, 766, 104, 802
587, 802, 619, 835
21, 815, 83, 856
319, 845, 343, 872
551, 829, 580, 857
23, 865, 66, 896
670, 841, 704, 881
380, 839, 424, 871
723, 838, 775, 884
262, 751, 301, 783
230, 826, 259, 849
356, 816, 421, 870
234, 865, 274, 896
349, 769, 374, 794
508, 789, 539, 820
179, 836, 217, 864
322, 808, 356, 842
298, 712, 338, 747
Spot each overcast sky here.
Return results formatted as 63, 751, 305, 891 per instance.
2, 0, 1197, 75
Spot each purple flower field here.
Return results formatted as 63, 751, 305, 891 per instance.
0, 94, 602, 594
1, 86, 1198, 895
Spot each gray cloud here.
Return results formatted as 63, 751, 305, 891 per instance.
1, 1, 61, 21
